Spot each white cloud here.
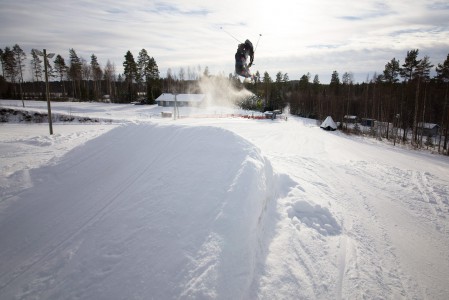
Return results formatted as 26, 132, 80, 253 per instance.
1, 0, 448, 83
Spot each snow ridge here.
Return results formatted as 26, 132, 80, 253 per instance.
0, 123, 291, 299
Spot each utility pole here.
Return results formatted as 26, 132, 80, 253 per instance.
44, 49, 53, 135
37, 49, 55, 135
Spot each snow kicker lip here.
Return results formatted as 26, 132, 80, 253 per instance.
0, 123, 289, 299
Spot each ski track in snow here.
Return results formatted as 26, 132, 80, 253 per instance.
197, 117, 449, 299
1, 100, 449, 299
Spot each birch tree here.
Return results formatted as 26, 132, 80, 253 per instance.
104, 60, 116, 101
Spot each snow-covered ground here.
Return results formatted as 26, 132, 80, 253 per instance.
1, 100, 449, 299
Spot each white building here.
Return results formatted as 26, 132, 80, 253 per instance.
155, 93, 206, 107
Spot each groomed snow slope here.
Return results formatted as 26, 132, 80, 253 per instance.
207, 118, 449, 299
1, 100, 449, 299
0, 123, 289, 299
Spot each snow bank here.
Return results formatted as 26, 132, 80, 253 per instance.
0, 123, 288, 299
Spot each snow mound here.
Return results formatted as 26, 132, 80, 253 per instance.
0, 123, 288, 299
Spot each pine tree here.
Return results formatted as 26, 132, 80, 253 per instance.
299, 74, 309, 91
399, 50, 421, 144
329, 70, 343, 123
90, 54, 102, 100
3, 47, 16, 83
123, 50, 137, 102
123, 50, 137, 81
382, 58, 401, 140
330, 71, 340, 91
400, 49, 420, 81
416, 56, 433, 80
12, 44, 26, 105
54, 54, 67, 98
435, 53, 449, 154
136, 49, 155, 102
383, 58, 400, 83
273, 72, 285, 110
262, 71, 272, 109
412, 54, 433, 145
2, 47, 20, 100
436, 54, 449, 82
68, 49, 82, 99
146, 57, 160, 103
30, 49, 43, 82
136, 49, 150, 94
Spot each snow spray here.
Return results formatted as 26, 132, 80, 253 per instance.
193, 76, 254, 108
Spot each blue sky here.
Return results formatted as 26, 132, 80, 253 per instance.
1, 0, 449, 83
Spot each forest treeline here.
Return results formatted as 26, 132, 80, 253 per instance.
1, 45, 448, 154
243, 49, 449, 155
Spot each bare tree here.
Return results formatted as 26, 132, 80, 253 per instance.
104, 59, 116, 101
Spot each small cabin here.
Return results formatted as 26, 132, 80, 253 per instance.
361, 118, 376, 127
343, 115, 358, 124
417, 123, 440, 137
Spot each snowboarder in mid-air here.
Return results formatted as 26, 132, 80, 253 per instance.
235, 39, 254, 81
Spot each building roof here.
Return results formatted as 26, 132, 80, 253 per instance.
156, 93, 206, 103
418, 122, 439, 129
